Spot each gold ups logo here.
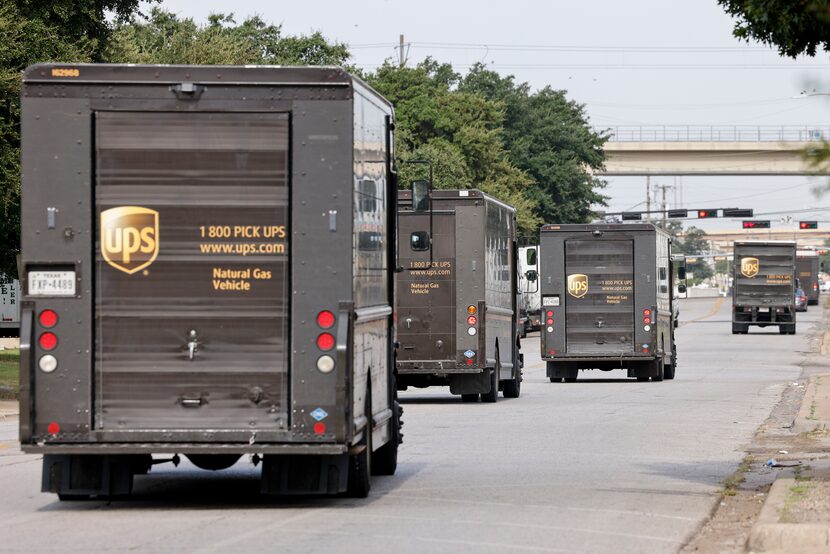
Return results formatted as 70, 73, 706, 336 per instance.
101, 206, 158, 274
567, 274, 589, 298
740, 257, 759, 278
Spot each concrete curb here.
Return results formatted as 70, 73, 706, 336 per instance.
792, 373, 830, 434
748, 478, 830, 551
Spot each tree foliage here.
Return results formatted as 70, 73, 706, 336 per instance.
460, 65, 608, 226
718, 0, 830, 58
670, 224, 714, 283
107, 9, 350, 66
367, 59, 541, 233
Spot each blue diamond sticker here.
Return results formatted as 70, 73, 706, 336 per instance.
464, 350, 475, 359
310, 408, 328, 421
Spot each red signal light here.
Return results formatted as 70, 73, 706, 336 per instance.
39, 332, 58, 351
697, 209, 718, 218
316, 310, 335, 329
39, 309, 58, 328
316, 332, 335, 351
800, 221, 818, 230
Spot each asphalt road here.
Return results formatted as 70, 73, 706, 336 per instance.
0, 297, 819, 553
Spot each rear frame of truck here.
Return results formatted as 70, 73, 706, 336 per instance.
539, 223, 680, 382
19, 64, 401, 498
732, 241, 797, 334
395, 190, 522, 402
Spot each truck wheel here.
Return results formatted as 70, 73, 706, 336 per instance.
652, 359, 664, 382
663, 341, 676, 380
481, 366, 499, 403
779, 326, 787, 335
549, 377, 560, 383
502, 364, 521, 398
347, 431, 371, 498
372, 397, 402, 476
461, 393, 480, 402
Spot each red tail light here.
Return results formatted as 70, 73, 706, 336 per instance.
316, 310, 335, 329
39, 309, 58, 328
317, 332, 335, 351
467, 315, 477, 325
643, 309, 651, 317
643, 317, 651, 325
546, 310, 553, 317
39, 332, 58, 351
47, 422, 60, 435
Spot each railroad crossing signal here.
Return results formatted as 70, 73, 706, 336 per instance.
799, 221, 818, 229
742, 220, 770, 229
697, 209, 718, 218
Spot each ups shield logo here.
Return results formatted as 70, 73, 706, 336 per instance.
567, 274, 589, 298
740, 257, 759, 278
101, 206, 158, 274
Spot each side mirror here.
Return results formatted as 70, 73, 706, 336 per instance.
526, 248, 537, 266
411, 180, 431, 213
410, 231, 430, 251
525, 269, 538, 282
678, 283, 687, 294
677, 266, 687, 280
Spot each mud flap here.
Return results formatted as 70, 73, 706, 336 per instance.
260, 454, 349, 495
449, 371, 491, 395
43, 454, 151, 498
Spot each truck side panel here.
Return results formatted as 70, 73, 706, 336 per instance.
483, 200, 515, 369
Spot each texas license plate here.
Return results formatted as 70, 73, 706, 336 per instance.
28, 271, 76, 296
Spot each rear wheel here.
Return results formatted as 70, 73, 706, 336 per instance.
372, 395, 402, 476
481, 365, 499, 403
663, 340, 676, 380
652, 358, 664, 382
563, 377, 577, 383
347, 395, 372, 498
461, 393, 479, 403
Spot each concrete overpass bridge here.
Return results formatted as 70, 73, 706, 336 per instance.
599, 125, 830, 176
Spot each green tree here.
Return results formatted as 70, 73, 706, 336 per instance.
107, 9, 350, 66
367, 59, 541, 233
460, 64, 608, 224
0, 0, 139, 277
718, 0, 830, 58
671, 225, 714, 283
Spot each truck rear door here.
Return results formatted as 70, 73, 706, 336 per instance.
565, 238, 635, 354
94, 112, 290, 432
397, 212, 456, 363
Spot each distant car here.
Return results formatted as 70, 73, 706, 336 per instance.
795, 288, 808, 312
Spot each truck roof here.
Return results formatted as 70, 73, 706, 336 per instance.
23, 63, 393, 108
398, 189, 516, 213
541, 222, 670, 237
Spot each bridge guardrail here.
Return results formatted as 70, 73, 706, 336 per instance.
600, 125, 830, 142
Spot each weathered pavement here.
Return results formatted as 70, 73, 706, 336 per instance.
0, 297, 819, 553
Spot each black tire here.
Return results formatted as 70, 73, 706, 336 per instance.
549, 377, 560, 383
564, 377, 577, 383
371, 398, 401, 476
481, 365, 499, 403
652, 358, 664, 382
347, 394, 372, 498
664, 339, 676, 380
502, 362, 521, 398
636, 376, 650, 382
779, 326, 787, 335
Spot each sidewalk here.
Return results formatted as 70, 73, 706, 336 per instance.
0, 400, 18, 419
746, 352, 830, 550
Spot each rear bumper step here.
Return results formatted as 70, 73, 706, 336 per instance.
23, 443, 348, 455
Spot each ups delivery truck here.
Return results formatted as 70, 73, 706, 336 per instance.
19, 64, 401, 499
396, 189, 522, 402
732, 241, 797, 334
796, 248, 820, 306
539, 223, 683, 382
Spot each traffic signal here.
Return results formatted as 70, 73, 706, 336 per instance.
742, 220, 770, 229
723, 208, 754, 217
667, 209, 688, 218
697, 209, 718, 218
621, 212, 642, 221
799, 221, 818, 229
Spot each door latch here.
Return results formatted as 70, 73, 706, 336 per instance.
186, 329, 200, 361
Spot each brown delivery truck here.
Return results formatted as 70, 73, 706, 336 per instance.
396, 189, 522, 402
732, 241, 797, 334
19, 64, 401, 498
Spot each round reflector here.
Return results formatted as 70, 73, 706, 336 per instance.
316, 310, 335, 329
643, 317, 651, 325
467, 315, 477, 326
467, 327, 477, 336
546, 310, 554, 317
39, 354, 58, 373
546, 318, 553, 325
316, 355, 335, 373
546, 326, 553, 333
39, 332, 58, 351
47, 422, 60, 435
313, 422, 326, 435
39, 309, 58, 328
317, 332, 335, 351
643, 309, 652, 316
467, 305, 477, 315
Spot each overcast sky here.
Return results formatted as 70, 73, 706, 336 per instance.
157, 0, 830, 232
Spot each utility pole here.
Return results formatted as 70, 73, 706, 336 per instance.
645, 176, 651, 221
661, 184, 667, 229
399, 34, 405, 67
